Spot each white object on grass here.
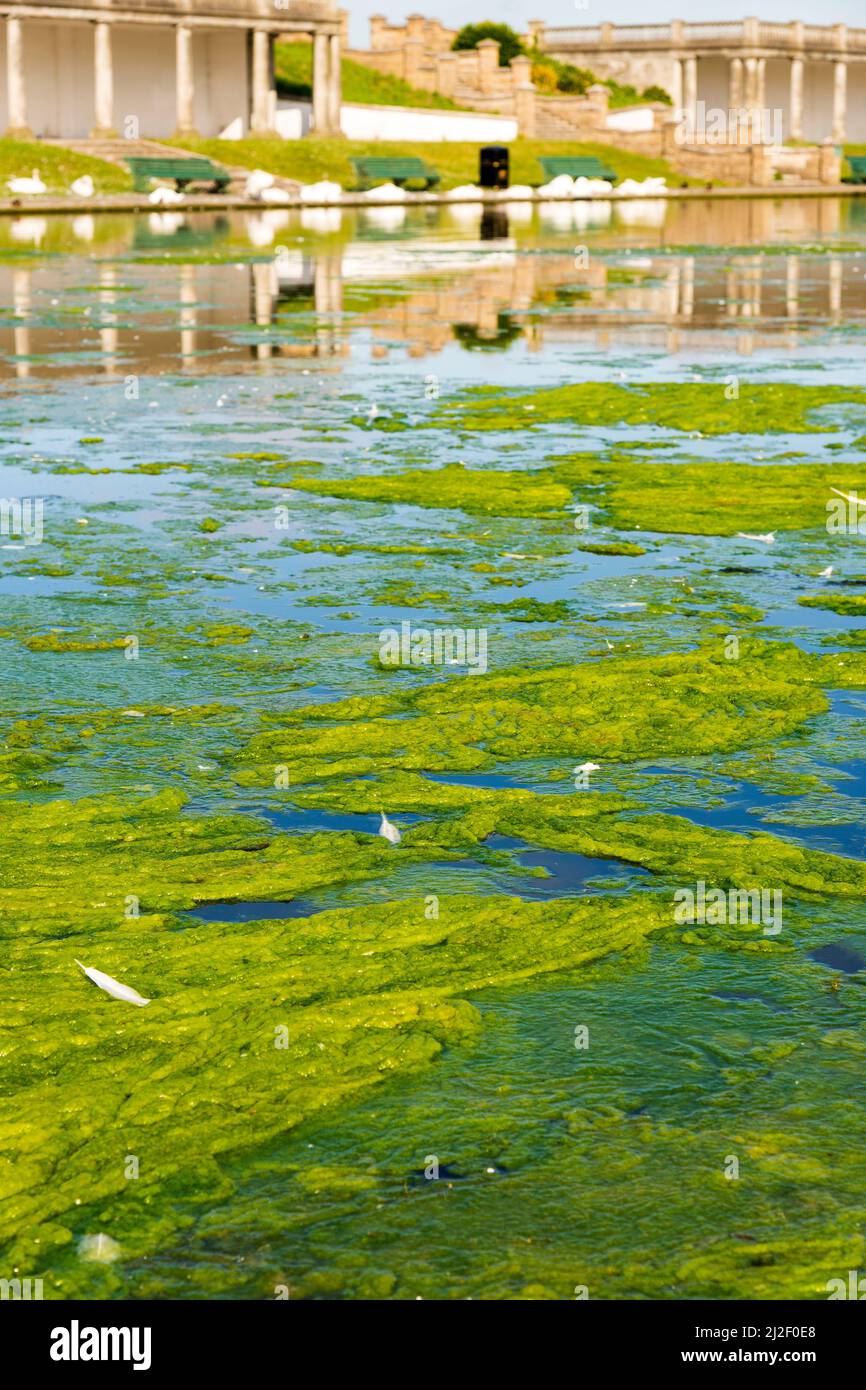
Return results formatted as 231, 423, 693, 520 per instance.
7, 169, 46, 195
70, 175, 94, 198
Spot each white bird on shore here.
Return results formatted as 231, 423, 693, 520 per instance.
148, 184, 184, 206
378, 811, 401, 845
70, 174, 94, 198
75, 959, 150, 1006
7, 168, 46, 195
575, 762, 601, 775
259, 185, 291, 204
736, 531, 775, 544
244, 167, 274, 198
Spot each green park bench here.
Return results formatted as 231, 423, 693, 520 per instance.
350, 156, 441, 191
537, 155, 619, 184
843, 155, 866, 185
126, 156, 231, 193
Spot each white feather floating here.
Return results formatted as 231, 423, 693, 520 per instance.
75, 959, 150, 1007
378, 811, 401, 845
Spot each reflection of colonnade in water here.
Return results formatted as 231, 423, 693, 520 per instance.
0, 208, 864, 377
362, 248, 855, 360
249, 256, 345, 362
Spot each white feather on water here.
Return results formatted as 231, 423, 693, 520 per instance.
378, 812, 401, 845
75, 960, 150, 1007
78, 1233, 122, 1263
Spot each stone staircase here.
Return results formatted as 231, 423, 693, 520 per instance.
47, 138, 299, 196
533, 100, 594, 142
48, 136, 184, 164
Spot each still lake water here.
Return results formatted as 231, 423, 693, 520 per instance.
4, 195, 866, 1299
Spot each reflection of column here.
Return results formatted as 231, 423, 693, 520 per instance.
312, 31, 329, 134
726, 267, 738, 319
785, 255, 799, 320
789, 58, 803, 141
251, 30, 272, 134
13, 268, 31, 379
175, 25, 196, 137
92, 21, 116, 136
327, 33, 341, 134
5, 17, 31, 137
99, 263, 118, 369
314, 253, 343, 355
829, 256, 842, 324
252, 260, 274, 360
743, 255, 761, 319
680, 256, 694, 319
179, 263, 197, 363
667, 262, 681, 320
832, 61, 847, 142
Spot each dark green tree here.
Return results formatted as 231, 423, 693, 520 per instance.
452, 23, 526, 67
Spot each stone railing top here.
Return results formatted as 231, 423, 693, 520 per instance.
2, 0, 338, 19
540, 18, 862, 52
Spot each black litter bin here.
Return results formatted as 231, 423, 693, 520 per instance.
479, 145, 509, 190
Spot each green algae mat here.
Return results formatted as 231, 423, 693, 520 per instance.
3, 206, 866, 1301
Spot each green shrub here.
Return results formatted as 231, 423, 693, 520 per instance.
452, 23, 526, 66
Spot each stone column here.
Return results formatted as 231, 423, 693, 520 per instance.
728, 56, 743, 111
175, 25, 196, 137
511, 54, 535, 137
683, 54, 697, 124
436, 52, 457, 99
312, 30, 330, 134
789, 57, 803, 141
832, 61, 847, 142
5, 16, 31, 138
327, 32, 341, 134
250, 29, 272, 133
671, 58, 683, 117
476, 38, 500, 96
92, 21, 116, 137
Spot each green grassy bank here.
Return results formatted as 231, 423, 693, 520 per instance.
171, 136, 685, 190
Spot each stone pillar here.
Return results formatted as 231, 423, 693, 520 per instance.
312, 30, 329, 134
671, 58, 683, 117
749, 143, 773, 187
819, 139, 841, 184
511, 56, 535, 138
477, 38, 500, 96
5, 16, 31, 138
728, 56, 743, 112
436, 52, 457, 99
251, 29, 273, 134
327, 32, 341, 134
369, 15, 387, 50
175, 25, 196, 137
683, 54, 697, 123
403, 37, 425, 88
832, 61, 847, 143
789, 57, 803, 141
92, 21, 116, 137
